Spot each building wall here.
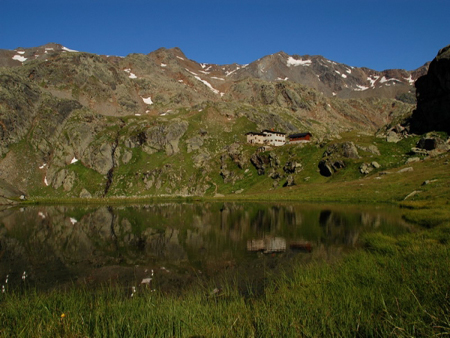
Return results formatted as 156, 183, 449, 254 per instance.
288, 134, 311, 144
262, 131, 286, 146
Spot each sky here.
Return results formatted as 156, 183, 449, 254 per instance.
1, 0, 449, 71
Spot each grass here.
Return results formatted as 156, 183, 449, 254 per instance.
1, 223, 449, 337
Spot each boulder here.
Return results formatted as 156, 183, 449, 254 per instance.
283, 175, 296, 187
371, 161, 381, 169
283, 161, 303, 174
319, 142, 356, 176
359, 163, 373, 175
323, 142, 359, 159
250, 153, 270, 175
416, 134, 450, 152
318, 159, 345, 177
79, 188, 92, 198
386, 130, 401, 143
405, 157, 420, 164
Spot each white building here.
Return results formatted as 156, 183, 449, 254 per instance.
246, 130, 286, 147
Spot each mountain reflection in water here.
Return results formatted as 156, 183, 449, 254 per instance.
0, 202, 412, 292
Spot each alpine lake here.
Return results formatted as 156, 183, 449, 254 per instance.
0, 202, 414, 295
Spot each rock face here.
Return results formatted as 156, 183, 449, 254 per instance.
318, 142, 359, 177
411, 45, 450, 134
0, 42, 436, 199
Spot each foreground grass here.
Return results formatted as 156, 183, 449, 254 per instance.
1, 223, 449, 337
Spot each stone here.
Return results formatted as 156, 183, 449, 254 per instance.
284, 175, 296, 187
422, 179, 438, 186
398, 167, 414, 173
79, 188, 92, 198
405, 157, 420, 164
404, 190, 421, 200
386, 130, 401, 143
371, 161, 381, 169
359, 163, 373, 175
122, 150, 133, 164
318, 159, 345, 177
283, 161, 303, 174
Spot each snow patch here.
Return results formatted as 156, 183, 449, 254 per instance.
39, 163, 47, 169
70, 157, 78, 164
70, 217, 77, 225
142, 96, 153, 105
380, 76, 401, 84
354, 85, 369, 91
185, 69, 220, 94
341, 73, 347, 78
211, 77, 225, 81
124, 69, 138, 79
12, 55, 27, 62
161, 63, 167, 67
44, 176, 49, 186
176, 56, 184, 60
404, 75, 415, 85
367, 75, 380, 87
62, 46, 78, 52
276, 77, 289, 81
287, 56, 312, 67
17, 51, 25, 55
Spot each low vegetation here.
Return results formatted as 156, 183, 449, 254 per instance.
1, 220, 449, 337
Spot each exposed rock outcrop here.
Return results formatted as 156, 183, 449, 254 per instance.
318, 142, 359, 177
411, 45, 450, 134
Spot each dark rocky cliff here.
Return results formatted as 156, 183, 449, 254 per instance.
411, 45, 450, 134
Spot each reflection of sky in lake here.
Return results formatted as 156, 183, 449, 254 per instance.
0, 203, 412, 292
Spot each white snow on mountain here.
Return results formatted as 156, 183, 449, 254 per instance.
354, 85, 369, 91
62, 46, 78, 52
124, 69, 138, 79
287, 56, 312, 67
404, 75, 415, 85
367, 75, 380, 87
185, 69, 220, 94
12, 55, 27, 62
142, 96, 153, 104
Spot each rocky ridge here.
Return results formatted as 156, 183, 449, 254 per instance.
0, 43, 443, 200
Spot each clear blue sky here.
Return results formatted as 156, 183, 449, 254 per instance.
1, 0, 448, 71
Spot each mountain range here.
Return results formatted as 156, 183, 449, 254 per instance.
0, 42, 444, 200
1, 42, 428, 101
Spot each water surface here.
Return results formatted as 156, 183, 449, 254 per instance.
0, 202, 412, 293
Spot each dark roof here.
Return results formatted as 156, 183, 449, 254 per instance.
262, 129, 286, 135
246, 131, 265, 136
288, 132, 312, 138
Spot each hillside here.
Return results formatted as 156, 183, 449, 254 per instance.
0, 43, 447, 201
